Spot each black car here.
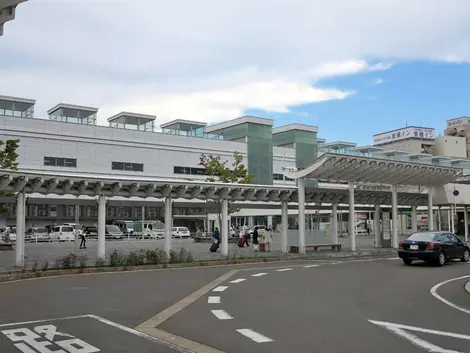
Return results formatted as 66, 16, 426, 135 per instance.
398, 231, 470, 266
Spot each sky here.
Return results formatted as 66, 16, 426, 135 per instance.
2, 0, 470, 145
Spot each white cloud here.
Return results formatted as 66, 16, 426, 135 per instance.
371, 78, 385, 85
1, 0, 470, 125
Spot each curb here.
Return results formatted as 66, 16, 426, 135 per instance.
465, 280, 470, 295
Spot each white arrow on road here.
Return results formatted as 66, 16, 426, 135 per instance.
369, 319, 470, 353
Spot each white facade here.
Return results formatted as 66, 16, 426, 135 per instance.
433, 135, 467, 158
0, 115, 296, 183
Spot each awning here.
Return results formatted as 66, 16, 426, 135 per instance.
285, 153, 462, 186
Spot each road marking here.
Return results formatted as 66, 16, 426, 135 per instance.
208, 296, 221, 304
276, 268, 293, 272
303, 264, 320, 268
430, 275, 470, 315
211, 310, 233, 320
230, 278, 246, 284
387, 257, 400, 260
252, 273, 268, 277
136, 270, 238, 329
236, 329, 273, 343
213, 286, 228, 292
369, 319, 470, 353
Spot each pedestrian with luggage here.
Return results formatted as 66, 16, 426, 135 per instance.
252, 228, 259, 251
263, 226, 272, 252
210, 228, 220, 252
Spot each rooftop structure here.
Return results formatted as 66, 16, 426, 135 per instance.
205, 115, 273, 134
0, 94, 35, 118
108, 111, 156, 132
48, 103, 98, 125
160, 119, 207, 137
0, 0, 27, 36
354, 145, 384, 154
272, 123, 318, 135
321, 141, 357, 150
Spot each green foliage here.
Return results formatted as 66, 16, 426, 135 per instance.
61, 253, 78, 269
199, 151, 253, 184
42, 260, 49, 271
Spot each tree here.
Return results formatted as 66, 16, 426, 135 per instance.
0, 139, 20, 213
199, 151, 253, 230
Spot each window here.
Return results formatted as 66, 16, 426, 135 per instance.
112, 161, 144, 172
273, 173, 284, 180
173, 166, 231, 176
44, 156, 77, 168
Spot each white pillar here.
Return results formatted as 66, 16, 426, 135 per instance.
464, 206, 468, 241
221, 199, 229, 256
15, 192, 25, 267
374, 204, 381, 248
348, 182, 355, 251
97, 195, 106, 260
331, 203, 338, 244
427, 187, 434, 231
281, 200, 288, 253
391, 185, 398, 249
248, 216, 254, 227
411, 205, 418, 233
437, 206, 442, 231
164, 197, 172, 256
298, 178, 306, 254
141, 205, 145, 239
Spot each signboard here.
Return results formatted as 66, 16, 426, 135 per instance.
382, 212, 391, 240
373, 127, 435, 145
447, 117, 470, 127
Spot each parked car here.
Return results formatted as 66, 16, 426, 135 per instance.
49, 225, 75, 242
26, 227, 51, 242
247, 225, 266, 236
63, 223, 81, 236
171, 227, 191, 238
105, 225, 123, 240
3, 226, 31, 243
85, 226, 98, 238
398, 231, 470, 266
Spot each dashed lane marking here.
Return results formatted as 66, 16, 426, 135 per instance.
236, 329, 273, 343
276, 268, 293, 272
208, 296, 221, 304
211, 310, 233, 320
212, 286, 228, 292
229, 278, 246, 284
251, 273, 268, 277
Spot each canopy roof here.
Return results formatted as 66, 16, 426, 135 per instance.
0, 170, 429, 206
286, 153, 462, 186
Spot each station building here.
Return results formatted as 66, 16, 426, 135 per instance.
0, 0, 27, 36
0, 94, 470, 235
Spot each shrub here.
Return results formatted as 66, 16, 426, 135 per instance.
79, 254, 88, 268
61, 253, 78, 269
109, 250, 126, 267
178, 248, 193, 263
54, 257, 61, 269
42, 260, 49, 271
95, 257, 105, 267
32, 260, 39, 273
169, 250, 179, 264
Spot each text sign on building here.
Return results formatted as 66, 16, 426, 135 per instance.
447, 117, 470, 127
373, 127, 435, 145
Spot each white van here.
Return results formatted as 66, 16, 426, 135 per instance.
113, 220, 134, 236
50, 225, 75, 242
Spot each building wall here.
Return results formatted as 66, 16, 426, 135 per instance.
0, 115, 296, 183
433, 135, 467, 158
378, 139, 433, 154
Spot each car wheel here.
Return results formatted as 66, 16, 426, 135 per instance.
437, 252, 446, 266
403, 259, 412, 266
461, 250, 470, 262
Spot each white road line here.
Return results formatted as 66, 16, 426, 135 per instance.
211, 310, 233, 320
230, 278, 246, 284
237, 329, 273, 343
276, 268, 293, 272
207, 296, 221, 304
0, 315, 90, 328
212, 286, 228, 292
387, 257, 400, 260
430, 275, 470, 315
303, 264, 320, 268
252, 273, 268, 277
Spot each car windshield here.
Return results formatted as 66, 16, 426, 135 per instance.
179, 227, 189, 232
406, 232, 440, 242
87, 227, 97, 232
106, 225, 121, 233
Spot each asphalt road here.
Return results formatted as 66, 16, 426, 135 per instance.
1, 255, 469, 352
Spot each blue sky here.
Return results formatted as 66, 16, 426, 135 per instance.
248, 61, 470, 145
2, 0, 470, 148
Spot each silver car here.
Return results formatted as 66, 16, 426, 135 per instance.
26, 227, 51, 242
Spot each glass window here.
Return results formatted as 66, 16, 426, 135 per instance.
112, 161, 143, 172
132, 163, 144, 172
407, 232, 441, 241
44, 156, 77, 168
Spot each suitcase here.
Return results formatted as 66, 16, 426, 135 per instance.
259, 243, 266, 252
210, 241, 219, 252
237, 237, 245, 248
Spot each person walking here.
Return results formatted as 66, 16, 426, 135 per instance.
263, 226, 273, 252
252, 227, 259, 251
79, 226, 87, 249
